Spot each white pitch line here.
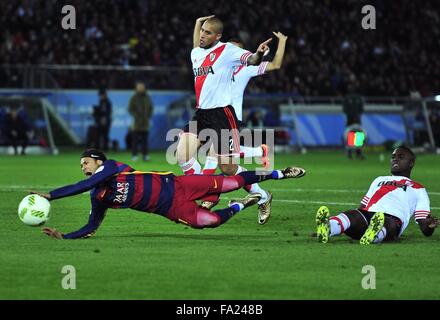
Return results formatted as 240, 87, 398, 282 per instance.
0, 185, 58, 190
220, 196, 440, 210
2, 186, 439, 209
3, 185, 440, 196
271, 188, 440, 196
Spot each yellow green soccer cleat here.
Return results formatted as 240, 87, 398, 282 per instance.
360, 212, 385, 245
316, 206, 330, 243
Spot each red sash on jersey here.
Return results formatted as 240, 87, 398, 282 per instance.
194, 44, 226, 108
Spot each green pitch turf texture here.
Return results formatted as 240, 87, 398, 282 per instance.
1, 150, 439, 300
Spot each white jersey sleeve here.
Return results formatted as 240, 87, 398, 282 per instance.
240, 62, 269, 78
226, 43, 253, 67
360, 177, 380, 208
414, 188, 431, 223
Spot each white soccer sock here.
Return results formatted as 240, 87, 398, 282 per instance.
250, 184, 269, 205
231, 202, 245, 211
235, 165, 268, 204
329, 213, 351, 237
235, 165, 246, 174
202, 156, 218, 175
236, 146, 263, 158
274, 170, 284, 179
373, 227, 387, 244
179, 158, 201, 175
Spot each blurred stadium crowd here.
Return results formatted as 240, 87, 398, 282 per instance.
0, 0, 439, 96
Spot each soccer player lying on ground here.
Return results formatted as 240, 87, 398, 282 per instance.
316, 146, 439, 245
32, 149, 306, 239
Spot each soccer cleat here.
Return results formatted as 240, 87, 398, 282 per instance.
200, 199, 220, 210
261, 144, 270, 169
258, 191, 273, 225
360, 212, 385, 245
316, 206, 330, 243
228, 193, 262, 210
281, 167, 306, 179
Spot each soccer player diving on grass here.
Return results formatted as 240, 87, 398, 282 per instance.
316, 145, 439, 245
31, 149, 306, 239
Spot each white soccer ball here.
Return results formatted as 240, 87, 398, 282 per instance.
18, 194, 51, 226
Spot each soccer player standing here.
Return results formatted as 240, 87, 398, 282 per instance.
176, 16, 271, 176
200, 31, 289, 224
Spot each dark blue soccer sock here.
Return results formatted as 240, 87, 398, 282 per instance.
215, 204, 242, 224
237, 170, 281, 185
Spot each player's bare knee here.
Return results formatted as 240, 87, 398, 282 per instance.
384, 217, 400, 241
343, 209, 368, 240
196, 210, 221, 228
218, 163, 237, 176
176, 135, 198, 163
176, 148, 190, 164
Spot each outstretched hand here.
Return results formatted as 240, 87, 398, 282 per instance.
272, 31, 288, 42
42, 227, 63, 239
28, 190, 51, 200
426, 215, 439, 229
257, 38, 273, 55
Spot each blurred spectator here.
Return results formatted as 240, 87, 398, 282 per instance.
4, 107, 31, 155
246, 108, 265, 128
0, 0, 439, 96
412, 109, 429, 146
342, 84, 364, 126
429, 106, 440, 147
92, 88, 112, 151
128, 81, 153, 161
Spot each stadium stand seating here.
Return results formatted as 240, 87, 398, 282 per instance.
0, 0, 439, 96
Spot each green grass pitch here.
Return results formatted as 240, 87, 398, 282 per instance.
1, 150, 439, 299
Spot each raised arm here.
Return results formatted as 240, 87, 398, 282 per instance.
247, 38, 273, 66
266, 32, 288, 72
193, 15, 215, 48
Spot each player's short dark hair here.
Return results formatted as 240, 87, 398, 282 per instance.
206, 17, 223, 34
81, 149, 107, 162
395, 145, 416, 161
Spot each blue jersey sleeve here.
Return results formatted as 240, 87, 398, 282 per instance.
49, 160, 119, 200
62, 198, 107, 239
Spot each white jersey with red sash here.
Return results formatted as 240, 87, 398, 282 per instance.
360, 175, 431, 236
191, 41, 252, 110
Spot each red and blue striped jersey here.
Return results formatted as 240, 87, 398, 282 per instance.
49, 160, 174, 239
